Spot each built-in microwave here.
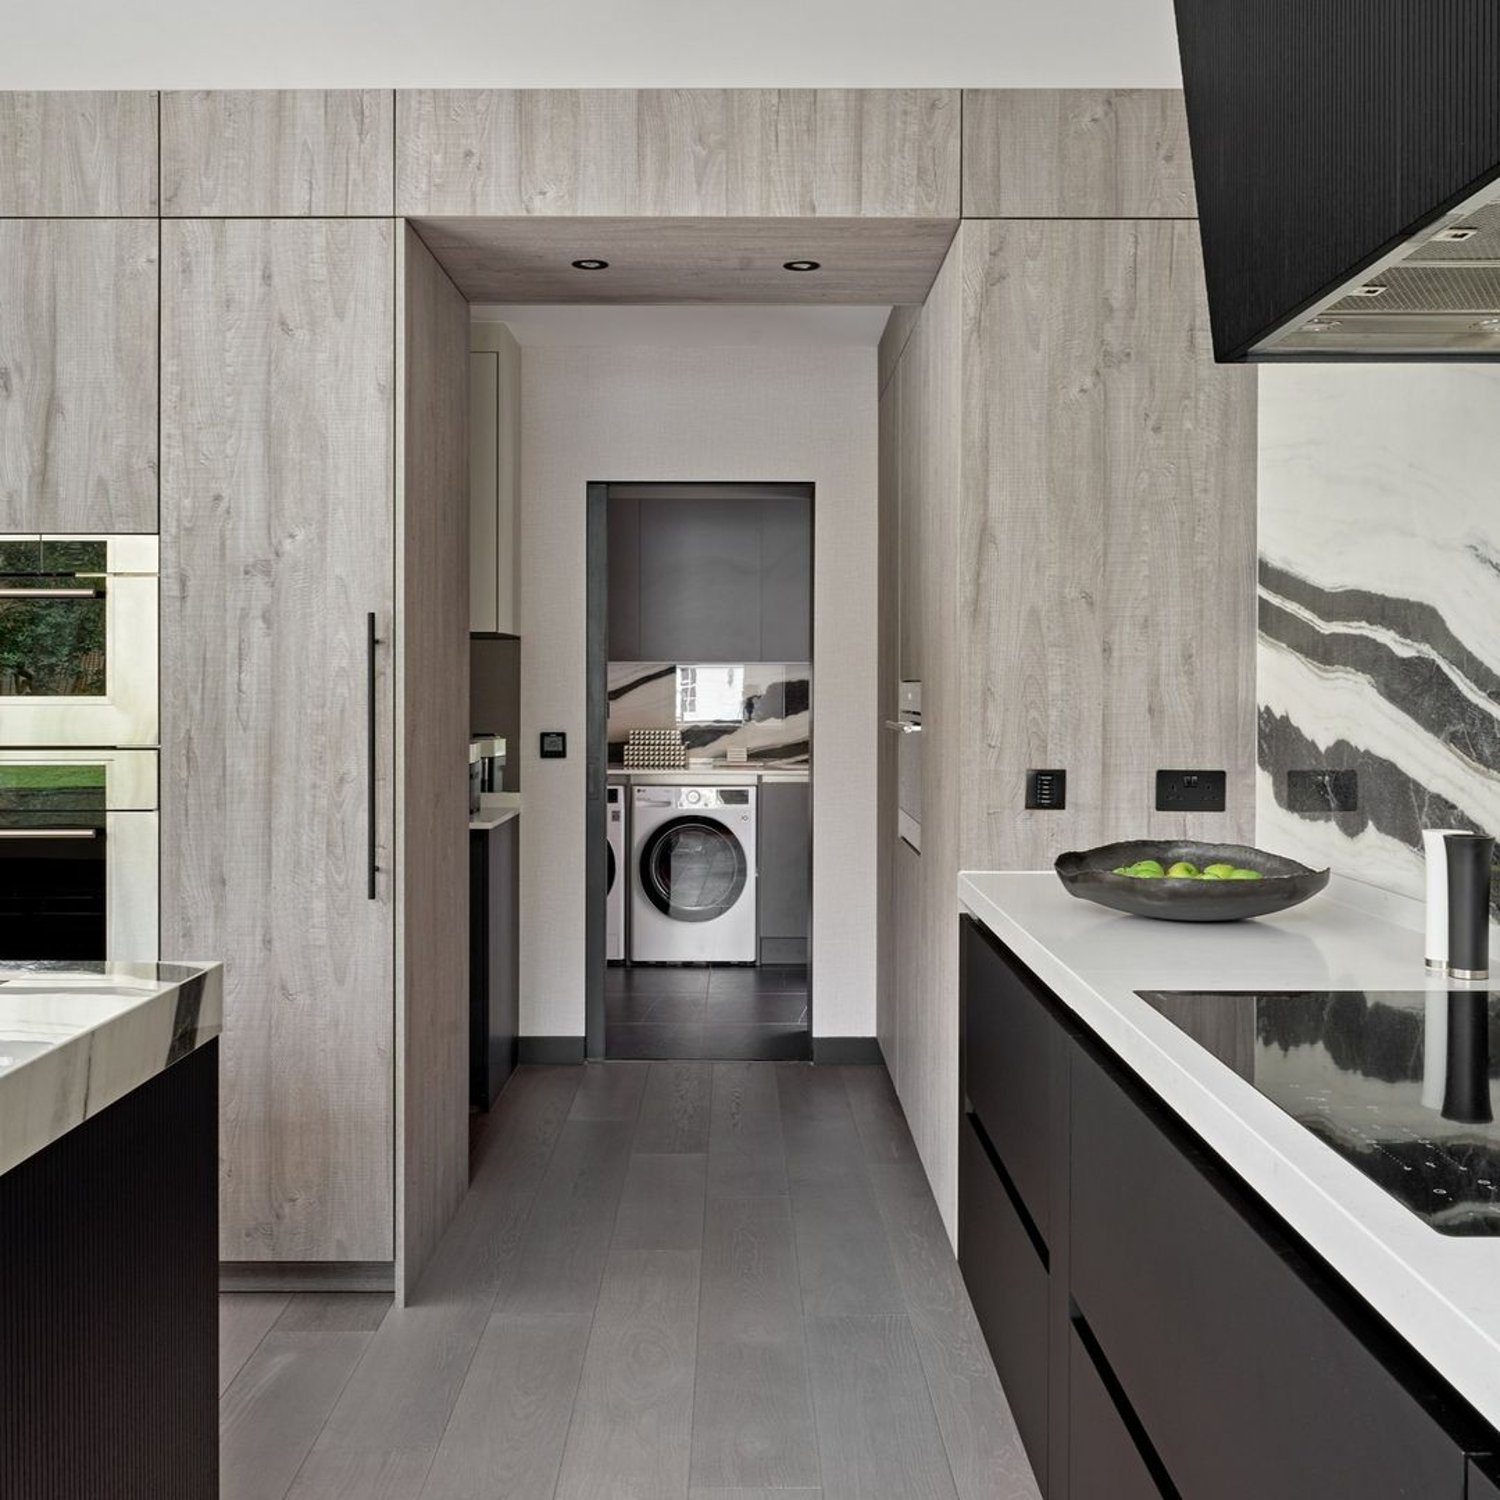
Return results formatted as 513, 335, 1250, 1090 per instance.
0, 535, 158, 747
0, 748, 158, 962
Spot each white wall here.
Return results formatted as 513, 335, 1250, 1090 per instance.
519, 343, 879, 1040
1258, 364, 1500, 906
2, 1, 1181, 89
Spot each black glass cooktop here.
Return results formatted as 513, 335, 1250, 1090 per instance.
1137, 989, 1500, 1237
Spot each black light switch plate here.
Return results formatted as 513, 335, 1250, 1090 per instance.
1155, 769, 1226, 812
539, 730, 567, 759
1026, 769, 1066, 810
1286, 768, 1359, 813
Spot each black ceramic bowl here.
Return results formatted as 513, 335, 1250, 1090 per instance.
1053, 840, 1330, 922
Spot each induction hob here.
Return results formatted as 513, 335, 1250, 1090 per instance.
1136, 988, 1500, 1236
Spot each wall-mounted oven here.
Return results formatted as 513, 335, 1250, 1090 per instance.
0, 749, 158, 962
0, 535, 158, 747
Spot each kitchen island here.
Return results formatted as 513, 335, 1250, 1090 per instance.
957, 872, 1500, 1498
0, 961, 222, 1500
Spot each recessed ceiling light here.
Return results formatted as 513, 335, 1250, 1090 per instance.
783, 259, 821, 273
1349, 283, 1388, 298
571, 258, 609, 271
1434, 226, 1479, 242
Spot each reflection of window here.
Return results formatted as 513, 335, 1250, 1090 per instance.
677, 665, 744, 724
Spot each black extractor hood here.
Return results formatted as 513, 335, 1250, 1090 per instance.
1173, 0, 1500, 359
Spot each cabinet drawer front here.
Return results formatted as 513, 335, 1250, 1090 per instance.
1070, 1043, 1465, 1500
962, 918, 1055, 1240
959, 1112, 1049, 1490
1068, 1326, 1164, 1500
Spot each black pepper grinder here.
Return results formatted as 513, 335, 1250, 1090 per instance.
1441, 991, 1494, 1125
1445, 833, 1496, 982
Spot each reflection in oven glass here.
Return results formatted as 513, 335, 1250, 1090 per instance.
0, 539, 108, 698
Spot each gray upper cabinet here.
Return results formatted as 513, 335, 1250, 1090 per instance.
161, 90, 395, 215
0, 91, 157, 215
759, 493, 813, 663
638, 495, 764, 664
0, 219, 159, 533
160, 218, 396, 1264
396, 88, 960, 217
962, 89, 1196, 218
611, 489, 812, 664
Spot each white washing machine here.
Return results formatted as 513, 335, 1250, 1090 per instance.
630, 783, 757, 964
606, 782, 626, 962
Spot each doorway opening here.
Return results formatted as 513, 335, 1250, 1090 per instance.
586, 482, 813, 1061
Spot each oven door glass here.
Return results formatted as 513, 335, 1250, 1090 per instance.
0, 540, 108, 699
0, 761, 108, 962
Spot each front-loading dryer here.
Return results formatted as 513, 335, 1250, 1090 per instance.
630, 783, 757, 964
606, 782, 626, 961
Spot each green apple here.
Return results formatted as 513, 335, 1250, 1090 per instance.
1133, 859, 1165, 878
1203, 862, 1237, 879
1166, 861, 1200, 879
1228, 867, 1262, 880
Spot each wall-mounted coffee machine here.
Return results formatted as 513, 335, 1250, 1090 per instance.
0, 537, 160, 963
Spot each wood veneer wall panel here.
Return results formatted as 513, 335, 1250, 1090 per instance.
0, 91, 158, 215
962, 89, 1196, 218
395, 224, 471, 1302
957, 217, 1256, 870
161, 218, 396, 1263
161, 90, 395, 216
396, 89, 959, 218
0, 219, 159, 532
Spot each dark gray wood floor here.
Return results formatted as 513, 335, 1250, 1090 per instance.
219, 1061, 1041, 1500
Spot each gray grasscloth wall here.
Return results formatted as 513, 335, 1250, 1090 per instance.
1258, 364, 1500, 916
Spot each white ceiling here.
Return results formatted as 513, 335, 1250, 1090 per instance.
2, 0, 1181, 90
472, 304, 893, 347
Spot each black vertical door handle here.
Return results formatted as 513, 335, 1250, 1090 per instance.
367, 612, 379, 900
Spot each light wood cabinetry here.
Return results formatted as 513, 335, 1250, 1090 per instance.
962, 89, 1196, 218
0, 219, 158, 532
160, 218, 396, 1265
958, 218, 1255, 866
0, 91, 157, 215
161, 90, 395, 216
396, 89, 960, 217
395, 224, 471, 1301
468, 321, 520, 636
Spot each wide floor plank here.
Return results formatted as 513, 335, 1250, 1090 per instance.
220, 1292, 290, 1395
554, 1247, 702, 1500
691, 1194, 821, 1491
807, 1313, 960, 1500
708, 1061, 788, 1197
635, 1060, 713, 1153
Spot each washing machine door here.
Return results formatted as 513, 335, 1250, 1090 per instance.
606, 838, 617, 895
638, 816, 748, 922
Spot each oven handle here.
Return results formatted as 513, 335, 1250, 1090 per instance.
0, 828, 100, 839
367, 612, 380, 900
0, 586, 104, 599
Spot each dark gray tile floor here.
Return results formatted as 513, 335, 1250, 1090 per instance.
607, 964, 811, 1061
219, 1061, 1040, 1500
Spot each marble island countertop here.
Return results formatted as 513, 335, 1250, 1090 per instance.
0, 961, 222, 1178
958, 870, 1500, 1433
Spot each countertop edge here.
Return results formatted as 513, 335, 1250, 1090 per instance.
0, 963, 223, 1180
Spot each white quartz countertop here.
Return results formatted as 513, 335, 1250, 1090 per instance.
958, 870, 1500, 1432
0, 961, 222, 1178
610, 766, 810, 783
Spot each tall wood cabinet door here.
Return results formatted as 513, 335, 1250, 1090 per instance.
161, 219, 396, 1264
0, 219, 159, 532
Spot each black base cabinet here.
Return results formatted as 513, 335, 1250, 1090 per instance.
957, 917, 1497, 1500
471, 819, 519, 1109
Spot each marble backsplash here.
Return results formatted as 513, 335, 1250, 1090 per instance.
1257, 365, 1500, 916
607, 662, 810, 765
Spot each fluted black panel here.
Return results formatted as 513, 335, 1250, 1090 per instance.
0, 1041, 218, 1499
1174, 0, 1500, 359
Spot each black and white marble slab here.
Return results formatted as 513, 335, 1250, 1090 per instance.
0, 961, 222, 1177
1258, 365, 1500, 917
607, 661, 811, 766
